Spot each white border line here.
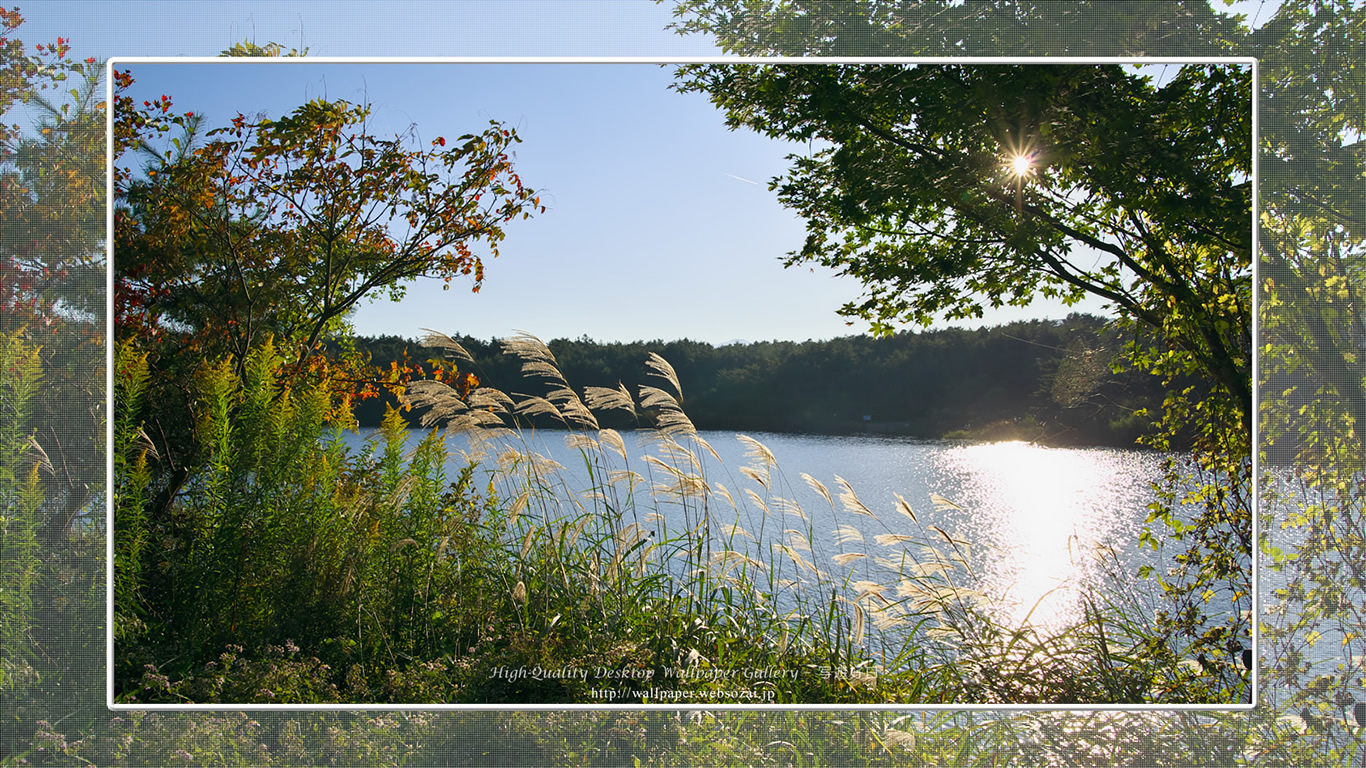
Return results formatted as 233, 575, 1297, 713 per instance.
1250, 54, 1260, 713
105, 55, 1259, 713
105, 55, 117, 713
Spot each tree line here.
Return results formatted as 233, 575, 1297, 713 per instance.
346, 313, 1194, 448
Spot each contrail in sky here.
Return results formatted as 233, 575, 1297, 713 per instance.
726, 173, 760, 185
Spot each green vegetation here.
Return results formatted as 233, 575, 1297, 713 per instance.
106, 49, 1240, 705
673, 54, 1254, 687
2, 0, 1364, 764
115, 328, 1237, 705
347, 313, 1185, 448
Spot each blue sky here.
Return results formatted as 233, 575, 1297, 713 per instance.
19, 2, 1263, 344
116, 60, 861, 344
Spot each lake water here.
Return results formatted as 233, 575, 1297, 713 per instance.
338, 427, 1181, 637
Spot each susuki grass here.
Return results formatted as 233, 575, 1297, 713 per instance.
112, 330, 1247, 705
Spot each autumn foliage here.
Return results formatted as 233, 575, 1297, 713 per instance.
114, 71, 542, 368
112, 67, 537, 444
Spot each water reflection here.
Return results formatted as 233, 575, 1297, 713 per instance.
338, 427, 1164, 639
936, 440, 1151, 630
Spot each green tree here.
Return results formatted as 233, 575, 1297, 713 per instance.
673, 62, 1251, 434
1255, 0, 1365, 470
668, 0, 1365, 751
666, 0, 1244, 57
671, 40, 1253, 694
1250, 1, 1366, 755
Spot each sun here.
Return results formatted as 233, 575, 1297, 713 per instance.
1010, 153, 1033, 177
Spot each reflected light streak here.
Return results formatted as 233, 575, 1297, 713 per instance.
945, 441, 1135, 631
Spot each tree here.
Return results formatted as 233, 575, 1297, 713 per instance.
111, 68, 544, 543
666, 0, 1245, 58
671, 46, 1254, 691
0, 8, 106, 540
1, 10, 104, 331
1254, 0, 1365, 472
115, 88, 544, 375
0, 10, 107, 753
667, 0, 1366, 740
673, 63, 1251, 438
1247, 0, 1366, 750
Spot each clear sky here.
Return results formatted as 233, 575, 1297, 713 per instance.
17, 2, 1262, 344
117, 60, 867, 345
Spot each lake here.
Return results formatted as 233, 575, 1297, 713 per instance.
338, 426, 1182, 637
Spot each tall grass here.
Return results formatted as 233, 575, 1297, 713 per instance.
0, 331, 46, 693
113, 331, 1246, 704
395, 329, 1239, 704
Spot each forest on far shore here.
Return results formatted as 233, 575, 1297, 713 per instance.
346, 313, 1195, 449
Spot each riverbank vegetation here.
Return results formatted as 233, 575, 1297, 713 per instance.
113, 327, 1245, 704
4, 0, 1363, 762
344, 313, 1185, 449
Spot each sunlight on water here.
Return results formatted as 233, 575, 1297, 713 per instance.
340, 427, 1165, 641
937, 440, 1149, 631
